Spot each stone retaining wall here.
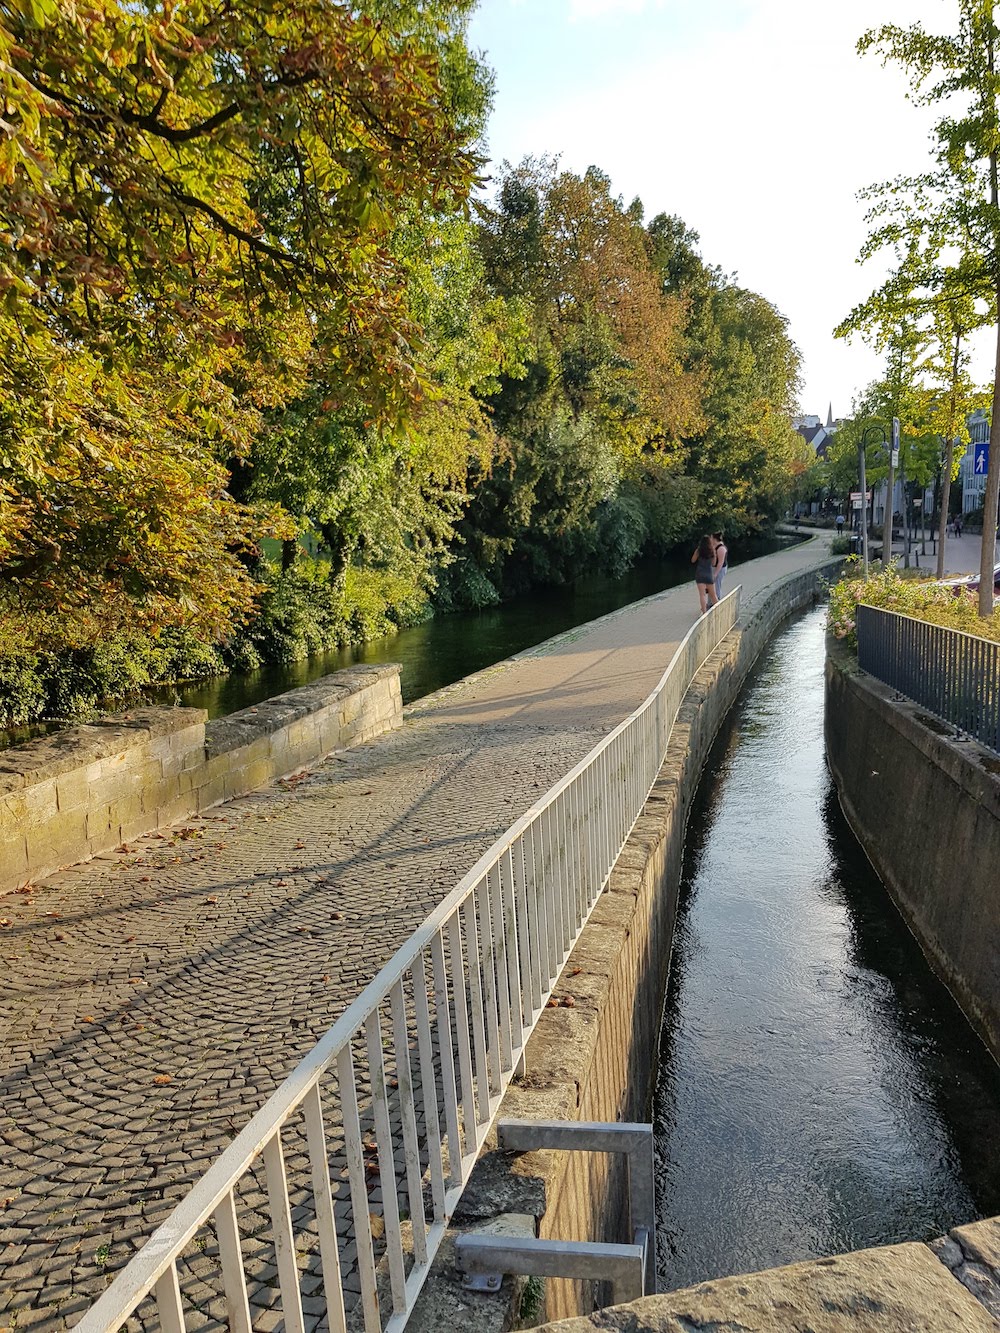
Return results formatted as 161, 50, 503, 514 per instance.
408, 562, 842, 1332
825, 634, 1000, 1061
0, 665, 401, 895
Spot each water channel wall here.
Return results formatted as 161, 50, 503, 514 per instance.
409, 558, 844, 1333
825, 634, 1000, 1061
0, 665, 402, 895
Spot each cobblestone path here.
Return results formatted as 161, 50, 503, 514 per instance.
0, 538, 835, 1329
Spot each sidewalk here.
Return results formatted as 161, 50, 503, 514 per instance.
868, 528, 997, 574
0, 534, 839, 1328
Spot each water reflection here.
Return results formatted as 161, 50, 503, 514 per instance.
653, 606, 1000, 1291
169, 538, 799, 715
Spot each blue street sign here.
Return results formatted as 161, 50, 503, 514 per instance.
975, 442, 990, 475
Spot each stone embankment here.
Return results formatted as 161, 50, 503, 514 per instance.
527, 1215, 1000, 1331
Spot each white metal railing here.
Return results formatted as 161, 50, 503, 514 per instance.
77, 587, 741, 1333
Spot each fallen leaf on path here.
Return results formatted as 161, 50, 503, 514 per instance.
153, 1075, 172, 1086
82, 1015, 94, 1023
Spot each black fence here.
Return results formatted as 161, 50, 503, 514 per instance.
856, 603, 1000, 756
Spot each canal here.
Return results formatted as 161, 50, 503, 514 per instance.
170, 539, 795, 716
653, 604, 1000, 1291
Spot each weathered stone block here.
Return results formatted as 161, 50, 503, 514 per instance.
155, 793, 198, 831
0, 831, 29, 887
26, 808, 87, 872
85, 804, 117, 844
527, 1241, 1000, 1332
23, 778, 58, 824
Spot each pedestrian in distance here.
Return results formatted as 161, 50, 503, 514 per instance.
836, 513, 845, 536
713, 530, 728, 600
955, 513, 963, 538
691, 535, 719, 615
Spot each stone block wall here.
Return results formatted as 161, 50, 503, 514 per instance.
825, 635, 1000, 1060
0, 664, 401, 895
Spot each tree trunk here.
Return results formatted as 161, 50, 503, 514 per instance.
979, 307, 1000, 616
980, 131, 1000, 614
937, 439, 955, 579
320, 522, 352, 586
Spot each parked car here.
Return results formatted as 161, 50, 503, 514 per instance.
938, 563, 1000, 597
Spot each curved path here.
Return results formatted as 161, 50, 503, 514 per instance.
0, 536, 837, 1329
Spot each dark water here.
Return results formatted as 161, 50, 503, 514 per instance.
170, 539, 796, 717
653, 605, 1000, 1291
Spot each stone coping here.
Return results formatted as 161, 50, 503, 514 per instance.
527, 1225, 1000, 1331
0, 706, 208, 794
204, 664, 399, 756
0, 663, 402, 786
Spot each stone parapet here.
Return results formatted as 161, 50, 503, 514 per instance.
0, 664, 401, 894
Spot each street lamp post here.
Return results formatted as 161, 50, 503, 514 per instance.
860, 424, 887, 578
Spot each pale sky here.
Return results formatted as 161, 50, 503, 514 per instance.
467, 0, 992, 420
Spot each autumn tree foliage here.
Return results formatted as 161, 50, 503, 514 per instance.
0, 0, 482, 643
0, 5, 806, 723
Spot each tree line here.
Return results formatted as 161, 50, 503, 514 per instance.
832, 0, 1000, 601
0, 0, 804, 726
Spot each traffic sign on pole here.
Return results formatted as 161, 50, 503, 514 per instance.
975, 442, 989, 475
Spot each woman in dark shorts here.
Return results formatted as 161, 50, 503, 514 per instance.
691, 534, 719, 615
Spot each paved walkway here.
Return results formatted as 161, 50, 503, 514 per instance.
0, 536, 838, 1329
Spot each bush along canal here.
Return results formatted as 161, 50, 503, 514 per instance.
652, 604, 1000, 1291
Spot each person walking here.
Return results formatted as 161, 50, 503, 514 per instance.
691, 535, 719, 615
713, 530, 728, 599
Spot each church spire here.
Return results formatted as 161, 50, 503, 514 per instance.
826, 402, 834, 429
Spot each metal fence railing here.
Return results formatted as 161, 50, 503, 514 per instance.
856, 603, 1000, 756
75, 588, 741, 1333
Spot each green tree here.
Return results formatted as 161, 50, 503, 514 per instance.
857, 4, 1000, 611
647, 215, 803, 530
1, 0, 482, 643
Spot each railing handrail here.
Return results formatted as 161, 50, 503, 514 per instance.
857, 600, 1000, 650
77, 586, 742, 1333
856, 601, 1000, 757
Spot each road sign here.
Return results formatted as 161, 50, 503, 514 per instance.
975, 442, 990, 475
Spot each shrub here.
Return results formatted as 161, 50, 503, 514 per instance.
433, 557, 501, 612
828, 561, 1000, 650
